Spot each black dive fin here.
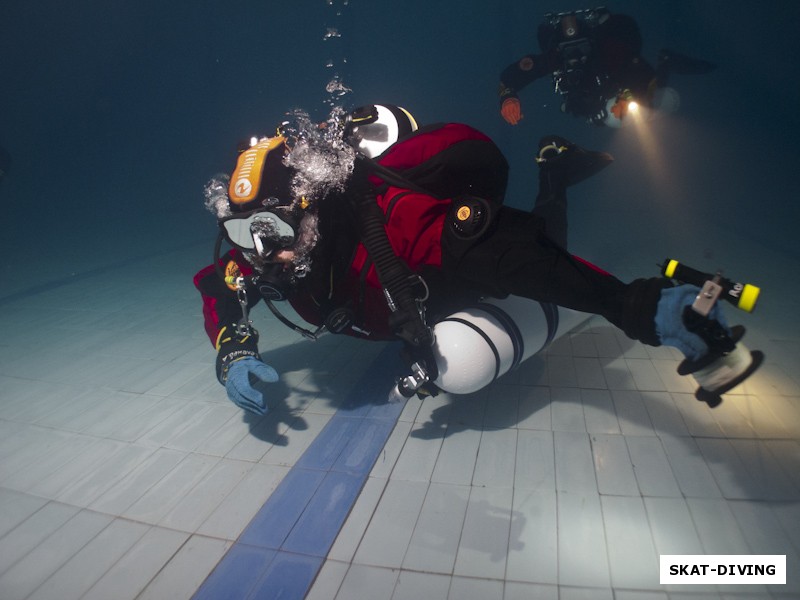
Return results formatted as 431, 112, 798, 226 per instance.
538, 135, 614, 188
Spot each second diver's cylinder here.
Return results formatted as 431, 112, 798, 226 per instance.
431, 295, 590, 394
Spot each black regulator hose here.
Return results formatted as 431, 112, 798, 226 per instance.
214, 229, 227, 280
353, 156, 434, 349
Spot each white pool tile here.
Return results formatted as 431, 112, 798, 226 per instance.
0, 490, 48, 541
430, 426, 481, 486
89, 447, 187, 515
728, 500, 795, 557
223, 412, 292, 462
390, 429, 445, 482
570, 332, 600, 357
353, 479, 428, 569
28, 438, 127, 499
591, 433, 639, 496
626, 358, 667, 391
601, 356, 638, 390
2, 433, 97, 494
730, 394, 791, 438
651, 358, 696, 393
26, 518, 149, 600
611, 390, 656, 436
136, 534, 232, 600
660, 435, 723, 498
554, 431, 597, 494
56, 443, 155, 507
402, 482, 469, 574
453, 485, 513, 580
516, 385, 552, 430
546, 354, 579, 387
81, 526, 190, 600
507, 488, 558, 584
694, 437, 755, 499
557, 490, 610, 588
161, 403, 239, 452
601, 495, 660, 589
327, 477, 388, 563
644, 497, 704, 556
582, 388, 621, 434
3, 230, 799, 600
641, 391, 691, 437
448, 576, 503, 600
575, 356, 608, 389
122, 453, 219, 524
625, 436, 682, 497
0, 428, 77, 482
196, 463, 288, 540
514, 429, 555, 490
472, 427, 517, 488
305, 559, 349, 600
504, 581, 559, 600
158, 457, 251, 532
0, 509, 112, 600
190, 410, 252, 457
334, 563, 397, 600
391, 570, 451, 600
369, 420, 413, 480
762, 439, 800, 492
260, 411, 334, 466
550, 387, 586, 432
0, 502, 79, 575
674, 392, 726, 438
687, 497, 751, 555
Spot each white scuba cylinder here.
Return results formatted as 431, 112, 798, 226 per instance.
431, 295, 591, 394
350, 104, 419, 159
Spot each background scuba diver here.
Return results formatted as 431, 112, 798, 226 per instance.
194, 104, 749, 416
499, 7, 717, 127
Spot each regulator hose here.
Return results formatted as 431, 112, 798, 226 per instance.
352, 157, 434, 350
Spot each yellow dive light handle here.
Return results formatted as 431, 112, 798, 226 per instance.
662, 259, 760, 313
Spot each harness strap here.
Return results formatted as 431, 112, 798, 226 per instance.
352, 156, 434, 351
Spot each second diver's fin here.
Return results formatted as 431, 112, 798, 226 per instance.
537, 135, 614, 188
657, 48, 718, 74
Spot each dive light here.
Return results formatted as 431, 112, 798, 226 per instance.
661, 259, 760, 313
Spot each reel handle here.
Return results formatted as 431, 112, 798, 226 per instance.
661, 258, 760, 313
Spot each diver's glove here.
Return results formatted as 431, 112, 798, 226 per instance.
215, 325, 278, 415
501, 98, 523, 125
224, 357, 279, 415
654, 284, 731, 361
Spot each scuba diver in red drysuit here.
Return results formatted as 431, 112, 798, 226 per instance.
194, 104, 740, 415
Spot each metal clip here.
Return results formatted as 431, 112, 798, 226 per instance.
232, 278, 257, 338
692, 276, 723, 317
397, 361, 430, 398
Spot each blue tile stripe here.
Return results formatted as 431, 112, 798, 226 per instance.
192, 344, 406, 600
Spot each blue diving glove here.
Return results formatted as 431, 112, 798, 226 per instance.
655, 284, 730, 361
215, 325, 278, 415
224, 356, 279, 415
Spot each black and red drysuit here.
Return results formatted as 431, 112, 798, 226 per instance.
194, 122, 666, 359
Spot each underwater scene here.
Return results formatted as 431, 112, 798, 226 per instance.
0, 1, 798, 598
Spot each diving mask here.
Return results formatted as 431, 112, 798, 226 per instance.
220, 205, 297, 258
